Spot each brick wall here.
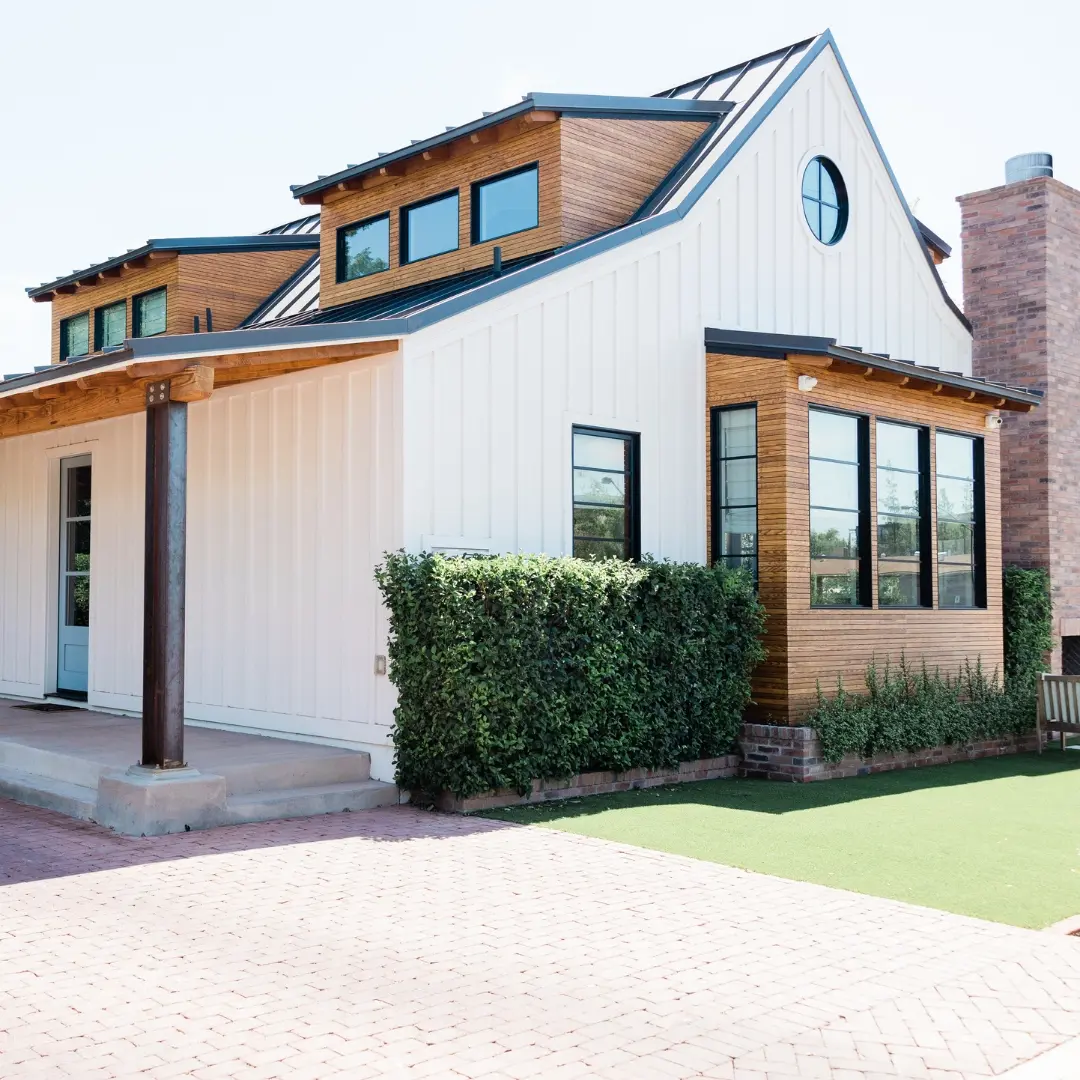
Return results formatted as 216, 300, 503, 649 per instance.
959, 176, 1080, 665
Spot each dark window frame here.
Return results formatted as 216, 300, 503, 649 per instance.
874, 417, 932, 609
399, 188, 460, 266
710, 403, 758, 582
59, 310, 90, 361
801, 156, 849, 246
571, 424, 641, 562
808, 404, 872, 609
93, 299, 127, 352
471, 162, 541, 245
335, 212, 391, 284
935, 428, 987, 609
131, 286, 167, 338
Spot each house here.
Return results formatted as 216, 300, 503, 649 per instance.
0, 30, 1040, 827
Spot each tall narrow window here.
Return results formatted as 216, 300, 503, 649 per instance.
336, 214, 390, 282
133, 287, 167, 337
59, 312, 90, 360
94, 300, 126, 350
711, 405, 757, 578
877, 421, 930, 607
809, 408, 869, 607
401, 190, 459, 263
936, 432, 985, 608
572, 427, 639, 560
472, 164, 539, 243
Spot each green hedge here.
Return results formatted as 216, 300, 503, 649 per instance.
809, 567, 1052, 763
375, 553, 766, 797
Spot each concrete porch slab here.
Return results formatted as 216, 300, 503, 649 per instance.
0, 698, 400, 834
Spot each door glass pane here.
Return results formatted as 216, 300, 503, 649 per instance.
810, 508, 859, 558
720, 458, 755, 506
939, 569, 975, 608
877, 423, 919, 470
573, 432, 626, 471
573, 506, 625, 541
66, 465, 91, 518
810, 459, 859, 510
406, 193, 459, 262
879, 567, 921, 608
719, 407, 756, 456
65, 575, 90, 627
811, 563, 859, 606
136, 289, 167, 337
809, 409, 859, 463
719, 507, 756, 556
573, 537, 627, 561
878, 515, 919, 558
877, 471, 920, 515
573, 469, 625, 505
938, 520, 973, 558
937, 432, 974, 478
66, 521, 91, 572
477, 167, 539, 242
937, 477, 974, 522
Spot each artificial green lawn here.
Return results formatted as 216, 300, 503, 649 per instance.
481, 752, 1080, 929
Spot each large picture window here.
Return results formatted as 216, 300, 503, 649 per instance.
809, 408, 869, 606
936, 432, 985, 608
132, 287, 167, 338
401, 190, 459, 263
711, 404, 757, 578
59, 312, 90, 360
472, 164, 539, 244
572, 427, 639, 561
336, 214, 390, 282
876, 420, 931, 607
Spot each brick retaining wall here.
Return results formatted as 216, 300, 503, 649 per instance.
739, 723, 1040, 782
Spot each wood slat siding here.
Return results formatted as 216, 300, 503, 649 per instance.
559, 118, 706, 241
48, 250, 311, 364
706, 352, 1004, 724
319, 117, 708, 309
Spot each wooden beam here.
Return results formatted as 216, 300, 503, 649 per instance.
32, 384, 67, 401
126, 359, 192, 381
521, 110, 558, 125
168, 365, 214, 402
421, 145, 451, 163
31, 292, 54, 303
77, 370, 134, 390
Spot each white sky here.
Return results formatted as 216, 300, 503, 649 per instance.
1, 0, 1075, 376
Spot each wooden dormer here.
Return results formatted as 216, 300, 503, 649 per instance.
29, 236, 319, 365
292, 94, 730, 310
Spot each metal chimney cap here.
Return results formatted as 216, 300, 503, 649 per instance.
1006, 152, 1053, 184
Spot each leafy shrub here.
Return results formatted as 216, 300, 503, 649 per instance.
809, 566, 1052, 763
375, 553, 766, 797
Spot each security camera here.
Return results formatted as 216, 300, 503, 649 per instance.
985, 412, 1003, 430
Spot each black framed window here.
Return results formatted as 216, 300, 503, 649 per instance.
572, 427, 640, 560
876, 420, 931, 607
472, 163, 539, 244
936, 432, 986, 608
132, 287, 167, 337
336, 214, 390, 283
401, 190, 459, 264
59, 312, 90, 360
94, 300, 126, 351
801, 156, 848, 245
711, 404, 757, 578
809, 407, 870, 607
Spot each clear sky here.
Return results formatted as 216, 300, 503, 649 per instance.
0, 0, 1074, 375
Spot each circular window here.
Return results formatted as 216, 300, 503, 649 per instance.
802, 157, 848, 245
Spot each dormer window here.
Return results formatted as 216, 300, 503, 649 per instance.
95, 300, 126, 351
472, 164, 539, 243
59, 312, 90, 361
133, 287, 167, 338
337, 214, 390, 282
401, 191, 459, 264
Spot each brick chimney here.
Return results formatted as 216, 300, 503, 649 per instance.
958, 155, 1080, 672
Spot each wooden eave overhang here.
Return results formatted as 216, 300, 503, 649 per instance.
0, 336, 399, 440
703, 328, 1042, 412
290, 93, 734, 205
27, 235, 321, 303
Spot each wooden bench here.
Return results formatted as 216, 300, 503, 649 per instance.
1037, 674, 1080, 752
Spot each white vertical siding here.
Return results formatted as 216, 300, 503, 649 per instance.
0, 351, 403, 780
400, 44, 970, 561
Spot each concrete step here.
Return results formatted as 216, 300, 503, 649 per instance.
0, 741, 108, 789
213, 747, 372, 795
0, 765, 96, 820
221, 779, 399, 825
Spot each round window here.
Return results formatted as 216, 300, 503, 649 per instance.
801, 157, 848, 245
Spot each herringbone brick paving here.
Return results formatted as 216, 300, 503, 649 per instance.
2, 798, 1079, 1078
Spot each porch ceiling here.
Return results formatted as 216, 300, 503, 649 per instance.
0, 339, 399, 440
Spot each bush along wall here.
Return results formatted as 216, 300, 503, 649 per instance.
808, 566, 1053, 763
375, 553, 766, 798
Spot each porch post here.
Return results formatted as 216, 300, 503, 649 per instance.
141, 380, 187, 769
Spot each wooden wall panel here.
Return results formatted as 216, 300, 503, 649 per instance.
706, 352, 1004, 724
559, 118, 707, 243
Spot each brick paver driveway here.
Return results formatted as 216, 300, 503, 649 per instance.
3, 799, 1080, 1079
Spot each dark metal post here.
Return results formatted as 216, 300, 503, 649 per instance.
142, 380, 188, 769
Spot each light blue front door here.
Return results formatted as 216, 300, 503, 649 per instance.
57, 456, 91, 696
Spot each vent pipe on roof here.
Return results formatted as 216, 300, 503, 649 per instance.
1005, 152, 1053, 184
205, 307, 213, 333
492, 246, 502, 277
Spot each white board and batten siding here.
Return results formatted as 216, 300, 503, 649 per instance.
0, 352, 404, 780
400, 42, 971, 562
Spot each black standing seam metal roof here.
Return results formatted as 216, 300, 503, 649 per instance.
289, 93, 734, 201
